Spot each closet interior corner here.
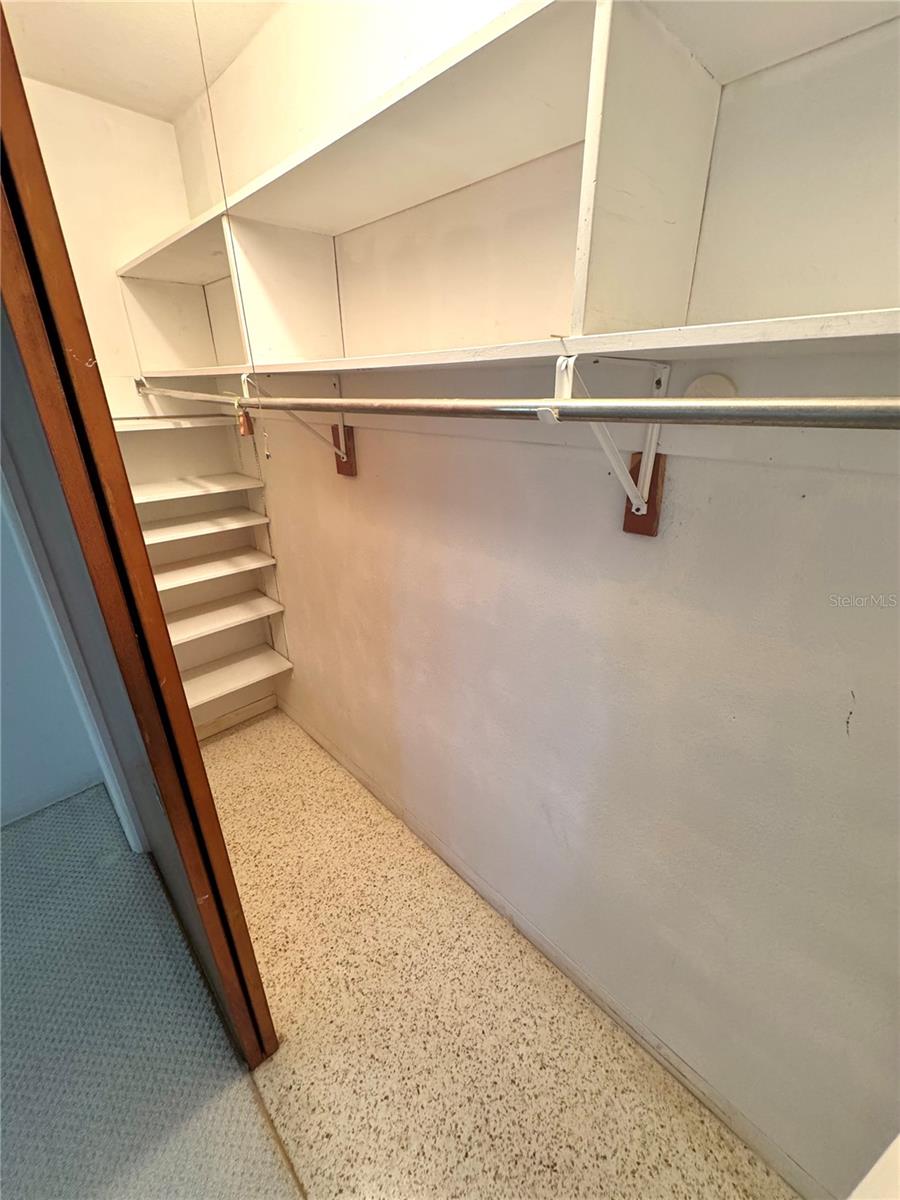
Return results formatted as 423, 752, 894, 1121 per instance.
9, 0, 899, 1195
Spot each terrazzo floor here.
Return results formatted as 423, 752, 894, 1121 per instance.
1, 784, 301, 1200
203, 710, 797, 1200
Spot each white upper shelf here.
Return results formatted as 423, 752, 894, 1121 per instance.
226, 0, 593, 235
118, 0, 592, 281
138, 310, 900, 381
116, 2, 900, 282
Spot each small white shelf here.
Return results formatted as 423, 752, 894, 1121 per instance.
115, 415, 237, 432
131, 473, 263, 506
182, 645, 292, 711
167, 590, 284, 646
141, 365, 250, 380
153, 548, 276, 593
141, 508, 270, 546
118, 206, 228, 285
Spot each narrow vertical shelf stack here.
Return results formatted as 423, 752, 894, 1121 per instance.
115, 0, 899, 742
114, 415, 291, 737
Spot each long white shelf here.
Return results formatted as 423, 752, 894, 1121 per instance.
141, 508, 270, 546
137, 309, 900, 383
182, 645, 292, 712
167, 590, 284, 646
131, 473, 263, 505
115, 415, 237, 432
153, 549, 275, 593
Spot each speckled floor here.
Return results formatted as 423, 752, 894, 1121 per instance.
203, 710, 797, 1200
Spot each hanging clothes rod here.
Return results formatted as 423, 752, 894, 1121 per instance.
137, 385, 900, 429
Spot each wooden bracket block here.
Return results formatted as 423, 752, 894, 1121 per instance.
332, 424, 357, 476
623, 451, 666, 536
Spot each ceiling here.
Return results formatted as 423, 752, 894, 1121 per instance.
8, 0, 899, 122
644, 0, 900, 82
5, 1, 280, 121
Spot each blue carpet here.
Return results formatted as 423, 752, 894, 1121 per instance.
1, 784, 300, 1200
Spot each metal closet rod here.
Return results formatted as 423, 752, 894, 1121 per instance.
138, 386, 900, 429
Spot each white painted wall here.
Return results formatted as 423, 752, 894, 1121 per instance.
1, 493, 101, 825
227, 217, 343, 361
259, 350, 899, 1200
177, 0, 526, 215
23, 79, 191, 414
688, 18, 900, 324
336, 145, 582, 356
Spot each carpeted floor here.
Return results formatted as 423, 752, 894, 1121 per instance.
0, 784, 301, 1200
203, 710, 797, 1200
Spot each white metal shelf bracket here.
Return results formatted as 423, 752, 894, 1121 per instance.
637, 364, 670, 502
554, 354, 647, 515
286, 413, 348, 463
243, 373, 348, 463
335, 412, 348, 461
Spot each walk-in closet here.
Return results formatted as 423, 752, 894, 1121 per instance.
3, 2, 898, 1198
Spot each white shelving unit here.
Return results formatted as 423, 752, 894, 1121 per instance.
116, 411, 289, 734
111, 0, 898, 755
118, 1, 898, 379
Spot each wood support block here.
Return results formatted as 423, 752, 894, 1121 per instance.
623, 451, 666, 537
332, 424, 357, 476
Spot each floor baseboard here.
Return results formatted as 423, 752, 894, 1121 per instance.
274, 699, 829, 1200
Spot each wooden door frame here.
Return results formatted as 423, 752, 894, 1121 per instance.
1, 14, 277, 1068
